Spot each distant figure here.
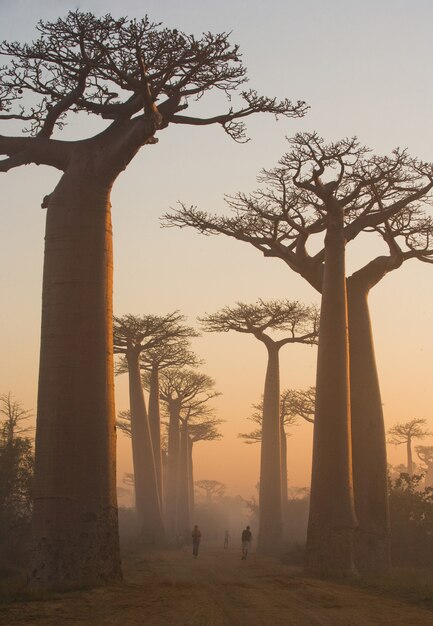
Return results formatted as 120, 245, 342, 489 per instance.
241, 525, 252, 560
224, 530, 230, 549
192, 525, 202, 558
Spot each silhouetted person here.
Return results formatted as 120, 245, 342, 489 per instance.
241, 525, 252, 560
192, 525, 201, 558
224, 530, 230, 548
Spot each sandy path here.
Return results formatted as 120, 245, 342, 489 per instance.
1, 547, 432, 625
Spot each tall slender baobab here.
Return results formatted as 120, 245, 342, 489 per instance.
388, 419, 432, 476
113, 311, 194, 542
200, 300, 318, 554
154, 368, 220, 539
188, 419, 223, 515
164, 133, 433, 573
239, 387, 315, 505
0, 12, 306, 589
140, 340, 199, 505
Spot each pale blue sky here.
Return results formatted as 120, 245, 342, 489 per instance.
1, 0, 432, 496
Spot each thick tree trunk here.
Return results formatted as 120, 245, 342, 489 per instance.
347, 281, 391, 574
407, 438, 413, 476
126, 352, 164, 543
28, 172, 122, 590
148, 364, 163, 507
258, 343, 283, 554
188, 438, 195, 519
176, 422, 191, 541
165, 401, 180, 538
305, 207, 357, 576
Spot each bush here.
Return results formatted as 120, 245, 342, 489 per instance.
389, 473, 433, 567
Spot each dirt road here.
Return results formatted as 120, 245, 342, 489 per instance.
1, 548, 432, 625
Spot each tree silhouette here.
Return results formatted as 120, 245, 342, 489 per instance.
0, 11, 306, 589
187, 418, 223, 514
0, 394, 34, 565
164, 132, 433, 574
200, 299, 318, 555
139, 339, 199, 504
239, 387, 315, 505
195, 480, 226, 505
388, 419, 432, 476
416, 446, 433, 487
153, 368, 220, 538
0, 392, 33, 442
113, 311, 194, 541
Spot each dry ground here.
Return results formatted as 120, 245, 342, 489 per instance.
1, 547, 432, 625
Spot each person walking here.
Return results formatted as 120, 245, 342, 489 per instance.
224, 530, 230, 549
241, 525, 252, 560
192, 525, 201, 559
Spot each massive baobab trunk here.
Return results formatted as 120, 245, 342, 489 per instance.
148, 364, 163, 507
176, 422, 191, 540
258, 343, 283, 554
306, 206, 357, 575
347, 280, 391, 574
126, 353, 164, 543
29, 173, 122, 589
166, 401, 181, 537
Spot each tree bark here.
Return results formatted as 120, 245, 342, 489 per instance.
28, 171, 122, 590
347, 280, 391, 574
258, 342, 283, 554
148, 364, 163, 507
305, 206, 357, 575
176, 422, 191, 541
165, 401, 180, 538
126, 351, 164, 543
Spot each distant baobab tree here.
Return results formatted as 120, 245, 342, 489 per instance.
199, 299, 318, 555
139, 340, 199, 505
113, 311, 194, 542
154, 368, 220, 539
164, 132, 433, 574
387, 419, 432, 476
188, 419, 223, 515
239, 387, 315, 505
0, 11, 306, 590
195, 480, 226, 505
415, 446, 433, 487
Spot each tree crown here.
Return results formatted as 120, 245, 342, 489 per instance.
0, 11, 306, 172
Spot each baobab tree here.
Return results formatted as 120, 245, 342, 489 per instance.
200, 300, 318, 555
155, 368, 220, 539
188, 418, 223, 515
113, 311, 194, 542
388, 419, 432, 476
416, 446, 433, 487
139, 339, 199, 505
164, 132, 433, 573
0, 11, 306, 589
239, 387, 315, 505
195, 480, 226, 505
